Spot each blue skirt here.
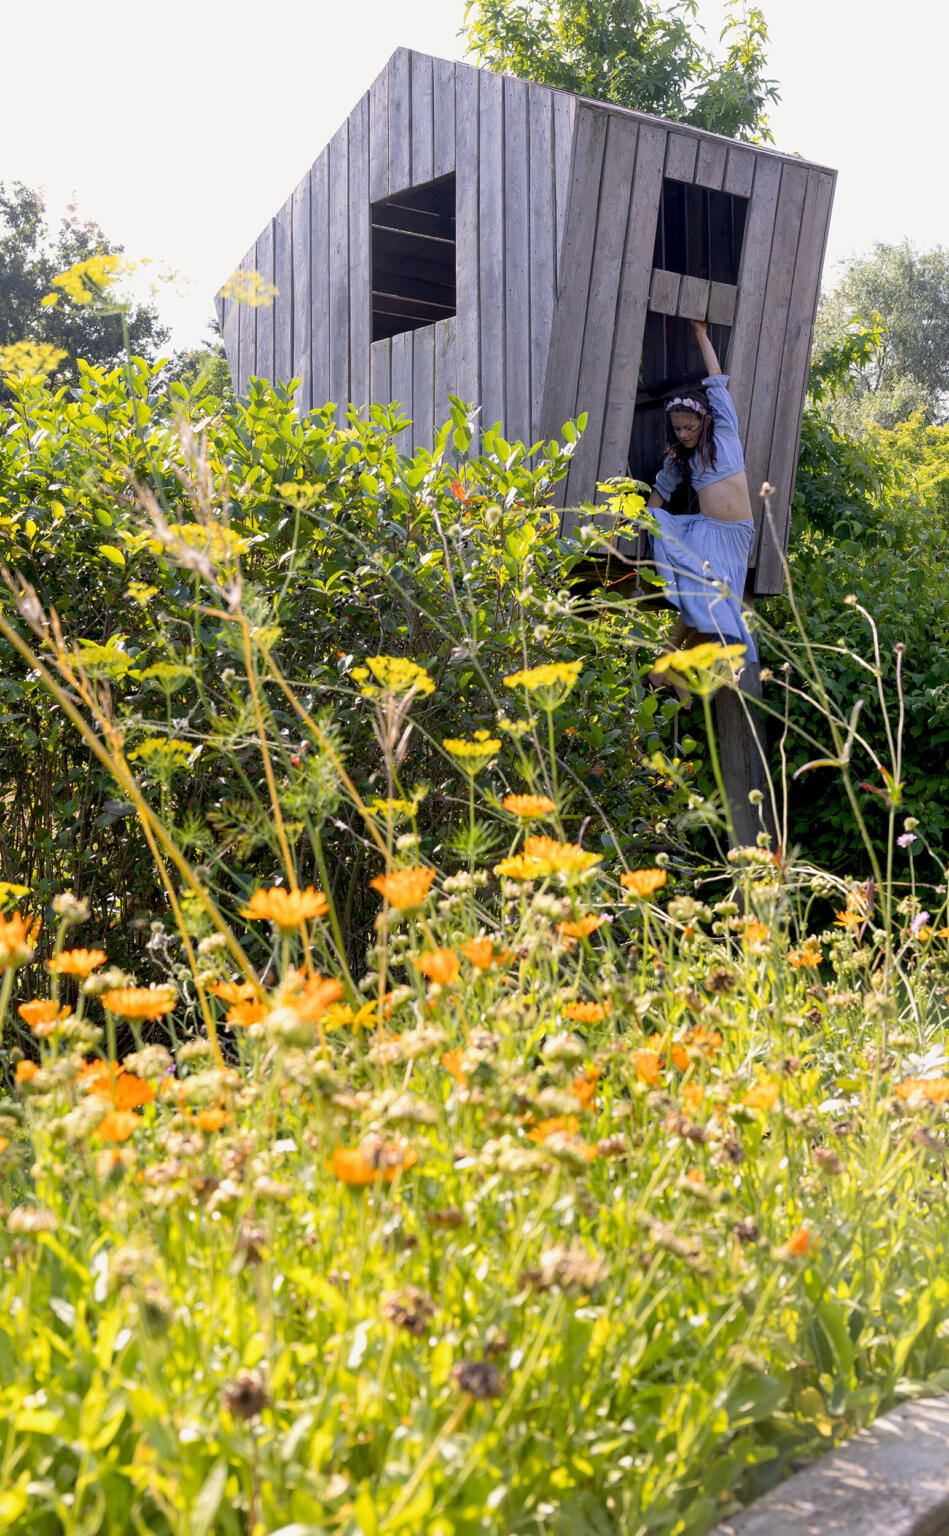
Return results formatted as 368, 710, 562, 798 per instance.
649, 509, 758, 663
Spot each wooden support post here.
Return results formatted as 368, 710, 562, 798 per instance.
712, 661, 776, 849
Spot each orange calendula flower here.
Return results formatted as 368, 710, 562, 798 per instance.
331, 1143, 418, 1186
47, 947, 107, 977
197, 1106, 230, 1133
789, 941, 823, 968
460, 937, 511, 970
528, 1115, 580, 1143
0, 911, 39, 969
101, 986, 176, 1020
524, 836, 602, 874
744, 922, 770, 945
502, 794, 557, 818
371, 866, 436, 911
95, 1110, 141, 1144
557, 914, 604, 940
295, 975, 346, 1021
742, 1080, 780, 1110
414, 949, 460, 987
18, 1000, 70, 1031
777, 1224, 819, 1260
226, 999, 269, 1028
563, 1000, 609, 1024
241, 886, 329, 928
0, 1135, 9, 1155
681, 1083, 706, 1109
621, 869, 667, 898
209, 980, 259, 1004
572, 1066, 600, 1109
15, 1060, 39, 1085
441, 1048, 467, 1085
85, 1068, 156, 1112
894, 1077, 949, 1104
630, 1049, 662, 1085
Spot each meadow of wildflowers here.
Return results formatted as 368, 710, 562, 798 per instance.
2, 276, 949, 1534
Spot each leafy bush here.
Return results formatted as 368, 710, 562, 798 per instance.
0, 360, 697, 966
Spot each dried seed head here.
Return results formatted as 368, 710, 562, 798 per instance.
221, 1370, 269, 1421
380, 1285, 436, 1336
451, 1359, 503, 1401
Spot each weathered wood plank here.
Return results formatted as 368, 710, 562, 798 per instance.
433, 57, 456, 179
707, 280, 738, 326
255, 219, 275, 384
649, 268, 681, 315
553, 89, 576, 288
503, 74, 531, 447
291, 172, 311, 412
724, 144, 756, 198
390, 327, 413, 453
742, 160, 809, 561
411, 50, 434, 186
220, 284, 239, 387
412, 324, 435, 452
726, 153, 782, 438
695, 138, 727, 190
369, 62, 389, 202
665, 132, 697, 182
274, 196, 293, 385
310, 149, 331, 408
388, 47, 411, 194
597, 122, 667, 486
754, 167, 835, 593
454, 62, 480, 426
479, 66, 505, 433
566, 113, 639, 504
370, 336, 392, 408
677, 274, 710, 320
433, 315, 456, 436
236, 243, 257, 396
528, 83, 556, 443
713, 662, 773, 847
539, 103, 608, 480
349, 92, 371, 414
327, 124, 350, 423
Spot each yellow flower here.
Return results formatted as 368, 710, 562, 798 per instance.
371, 866, 436, 910
502, 793, 557, 817
219, 268, 279, 307
368, 795, 422, 822
51, 253, 126, 305
652, 643, 746, 682
742, 1080, 780, 1110
493, 853, 551, 881
620, 869, 667, 898
0, 911, 39, 970
414, 949, 460, 987
352, 656, 434, 699
100, 986, 176, 1020
442, 735, 502, 774
48, 947, 107, 978
0, 341, 68, 381
240, 886, 329, 928
503, 660, 582, 694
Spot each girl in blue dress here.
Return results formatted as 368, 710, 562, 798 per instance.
645, 320, 757, 693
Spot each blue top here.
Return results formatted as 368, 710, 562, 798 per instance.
653, 374, 745, 502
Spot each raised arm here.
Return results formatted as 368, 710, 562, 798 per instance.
691, 319, 722, 376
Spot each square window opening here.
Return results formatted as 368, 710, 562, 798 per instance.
371, 173, 456, 342
652, 178, 748, 283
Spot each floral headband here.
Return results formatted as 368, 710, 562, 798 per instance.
666, 395, 708, 415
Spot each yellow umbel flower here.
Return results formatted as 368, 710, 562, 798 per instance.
219, 268, 279, 307
352, 656, 435, 699
0, 341, 68, 382
442, 731, 502, 774
503, 660, 583, 708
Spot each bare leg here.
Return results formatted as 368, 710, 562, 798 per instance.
647, 615, 693, 706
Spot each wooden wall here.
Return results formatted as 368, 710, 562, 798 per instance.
217, 49, 834, 597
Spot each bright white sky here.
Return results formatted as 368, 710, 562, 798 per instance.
3, 0, 944, 350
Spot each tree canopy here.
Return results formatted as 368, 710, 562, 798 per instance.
0, 181, 169, 391
461, 0, 779, 142
814, 240, 949, 431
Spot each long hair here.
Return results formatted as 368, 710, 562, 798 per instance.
665, 392, 718, 481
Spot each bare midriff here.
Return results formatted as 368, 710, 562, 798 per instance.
697, 470, 753, 522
